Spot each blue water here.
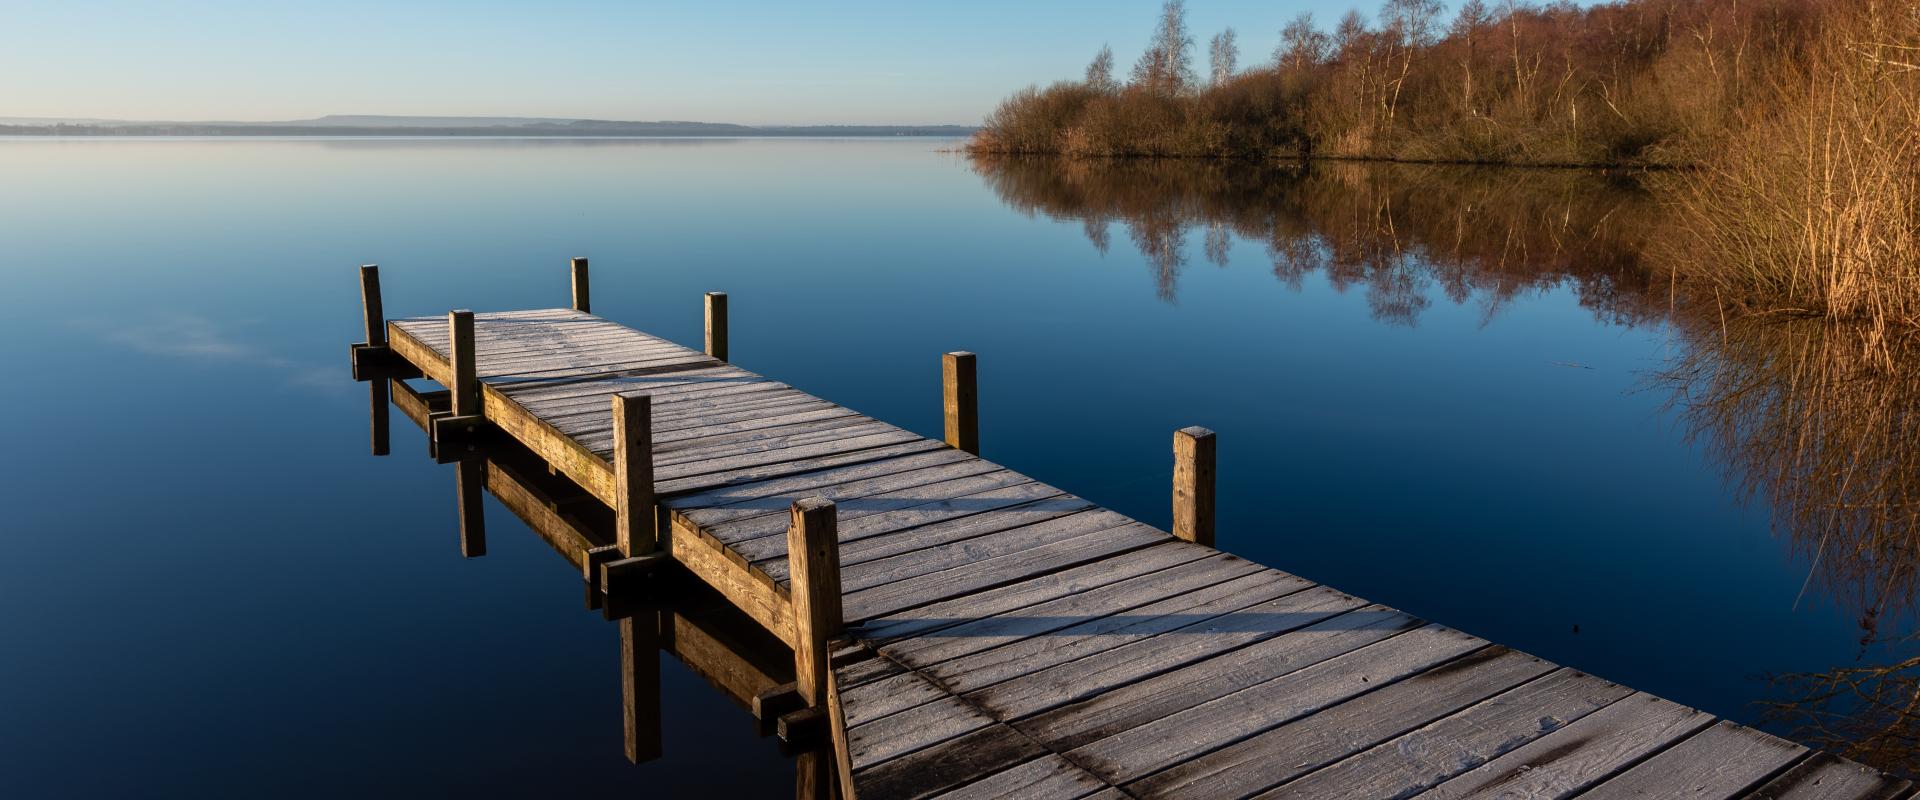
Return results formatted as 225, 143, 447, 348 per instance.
0, 137, 1894, 795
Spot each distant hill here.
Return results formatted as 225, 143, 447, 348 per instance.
0, 114, 974, 137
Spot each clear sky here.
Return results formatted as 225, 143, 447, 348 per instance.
3, 0, 1402, 125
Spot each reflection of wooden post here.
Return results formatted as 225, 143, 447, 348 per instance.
1173, 426, 1216, 547
788, 497, 842, 709
620, 612, 663, 764
360, 266, 390, 455
942, 351, 978, 455
705, 291, 728, 362
369, 379, 391, 457
457, 459, 487, 557
570, 257, 591, 313
614, 392, 656, 557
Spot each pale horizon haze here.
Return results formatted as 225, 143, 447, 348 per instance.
6, 0, 1428, 126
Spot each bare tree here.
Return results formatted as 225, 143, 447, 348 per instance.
1209, 28, 1239, 86
1380, 0, 1443, 120
1451, 0, 1492, 111
1086, 44, 1117, 92
1131, 0, 1195, 95
1277, 13, 1330, 70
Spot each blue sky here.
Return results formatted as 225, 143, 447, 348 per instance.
4, 0, 1400, 125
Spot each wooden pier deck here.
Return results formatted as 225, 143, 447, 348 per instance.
352, 265, 1913, 800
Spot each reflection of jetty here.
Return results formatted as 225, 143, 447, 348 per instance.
351, 261, 1910, 798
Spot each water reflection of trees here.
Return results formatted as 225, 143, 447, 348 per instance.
969, 156, 1668, 325
1662, 319, 1920, 775
974, 154, 1920, 775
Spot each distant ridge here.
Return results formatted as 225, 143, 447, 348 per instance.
0, 114, 973, 137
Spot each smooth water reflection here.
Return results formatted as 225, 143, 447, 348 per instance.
1, 137, 1915, 791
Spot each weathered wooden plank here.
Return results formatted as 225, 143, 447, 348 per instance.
849, 542, 1215, 645
852, 724, 1047, 800
675, 457, 1001, 530
844, 522, 1173, 623
653, 439, 950, 498
1260, 668, 1630, 799
920, 569, 1314, 695
1063, 625, 1486, 784
1016, 607, 1424, 752
839, 670, 952, 728
1583, 720, 1807, 799
923, 754, 1109, 800
1412, 691, 1714, 799
755, 485, 1083, 586
653, 429, 928, 485
836, 496, 1130, 594
1130, 646, 1555, 798
668, 516, 794, 646
1746, 754, 1914, 800
968, 586, 1373, 721
717, 474, 1046, 557
876, 553, 1265, 671
837, 494, 1099, 568
848, 695, 995, 768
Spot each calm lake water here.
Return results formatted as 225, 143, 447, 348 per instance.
2, 137, 1914, 794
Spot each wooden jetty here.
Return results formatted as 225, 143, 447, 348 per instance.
352, 261, 1914, 799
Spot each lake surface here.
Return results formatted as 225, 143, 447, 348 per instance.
2, 137, 1914, 794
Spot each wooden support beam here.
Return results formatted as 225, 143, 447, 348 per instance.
777, 705, 829, 749
620, 613, 663, 764
788, 497, 843, 709
705, 291, 728, 362
570, 257, 590, 313
753, 682, 804, 722
601, 552, 669, 600
942, 351, 978, 455
1173, 425, 1216, 547
614, 392, 656, 557
359, 264, 384, 346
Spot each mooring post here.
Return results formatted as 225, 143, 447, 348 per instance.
570, 257, 591, 313
450, 310, 479, 416
705, 291, 728, 362
942, 351, 978, 455
614, 392, 656, 558
788, 497, 843, 710
620, 611, 664, 764
1173, 426, 1216, 547
359, 264, 385, 348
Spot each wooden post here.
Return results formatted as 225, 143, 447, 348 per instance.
1173, 426, 1216, 547
570, 257, 590, 314
359, 264, 384, 346
620, 612, 664, 763
614, 392, 656, 557
942, 351, 978, 455
787, 497, 843, 709
705, 291, 729, 362
449, 310, 479, 416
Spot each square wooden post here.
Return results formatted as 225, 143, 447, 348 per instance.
570, 257, 590, 313
705, 291, 728, 362
1173, 426, 1216, 547
359, 265, 385, 347
787, 497, 843, 709
449, 310, 479, 417
614, 392, 656, 558
942, 351, 978, 455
